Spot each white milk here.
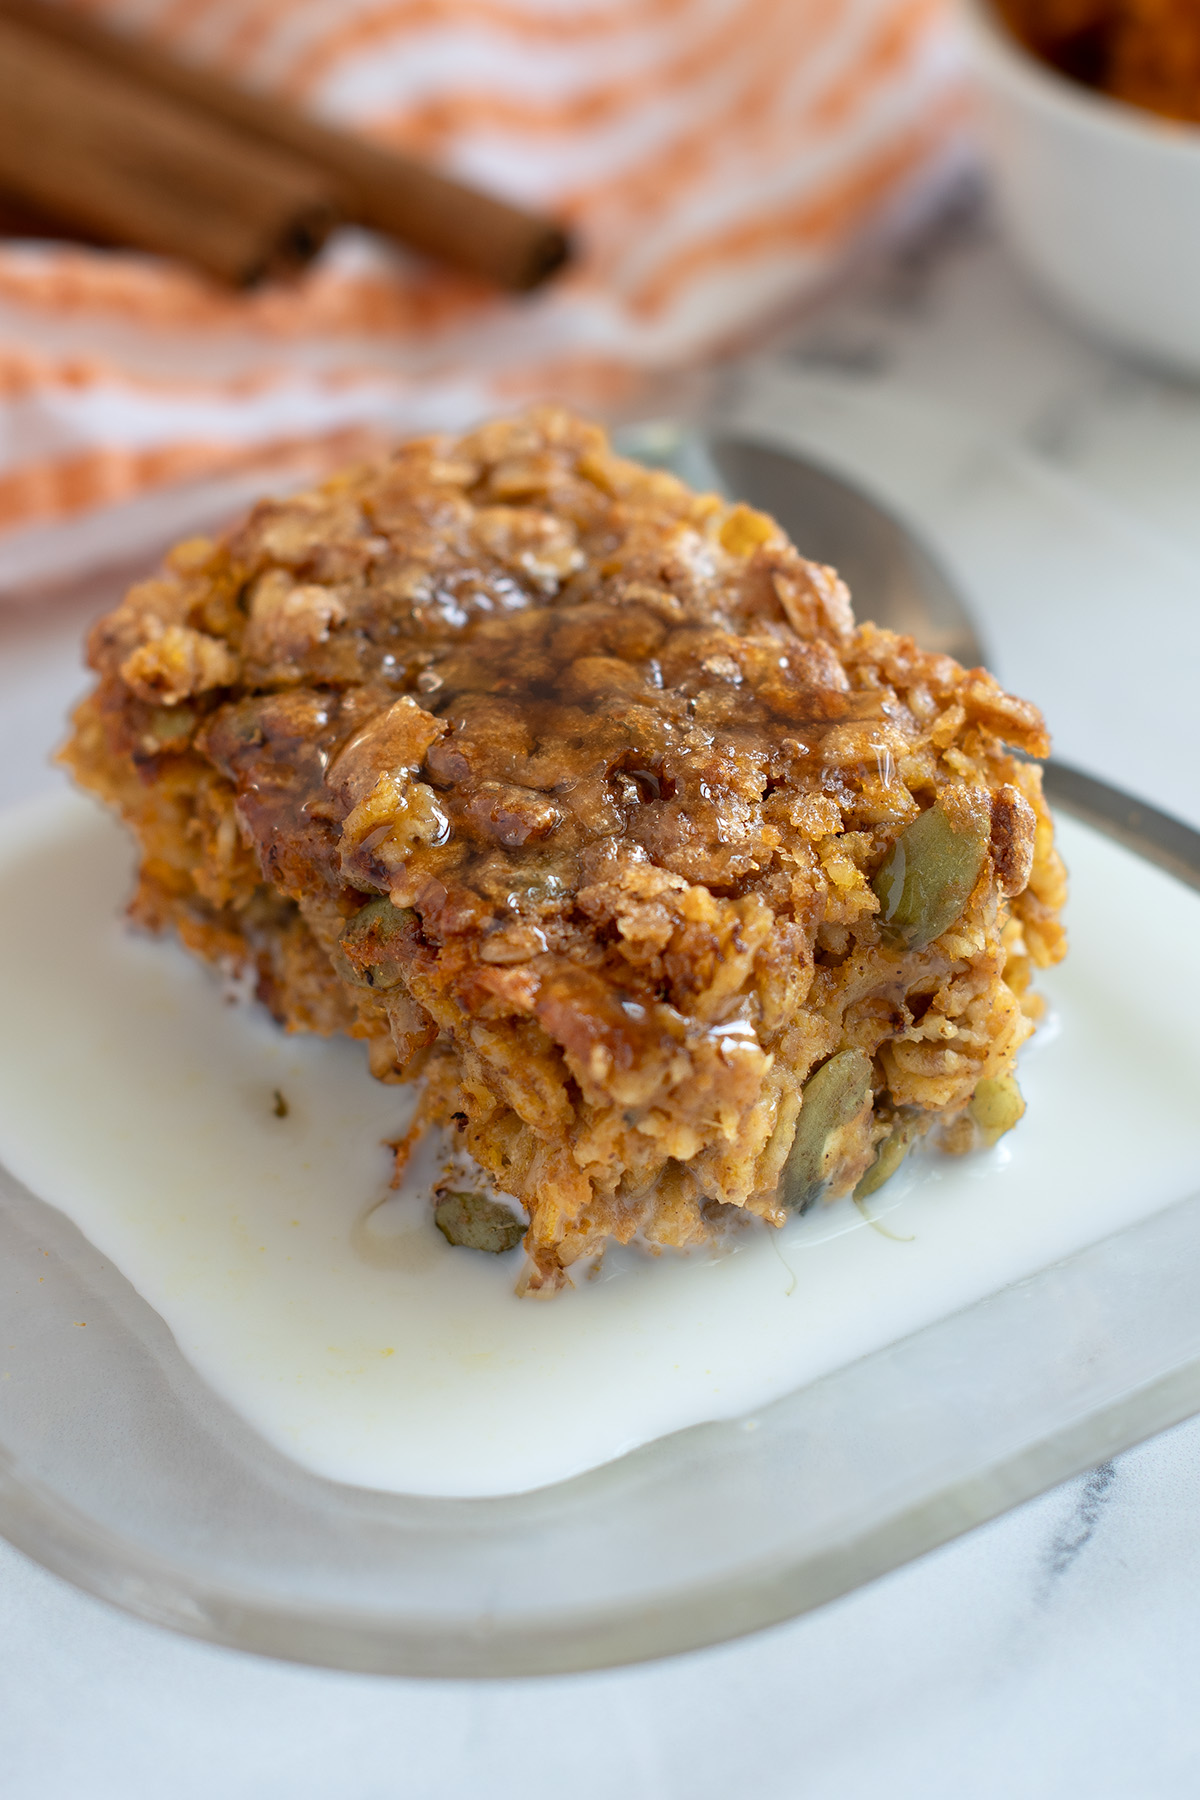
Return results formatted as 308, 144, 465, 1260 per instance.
1, 792, 1197, 1496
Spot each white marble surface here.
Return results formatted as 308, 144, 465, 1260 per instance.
4, 202, 1200, 1797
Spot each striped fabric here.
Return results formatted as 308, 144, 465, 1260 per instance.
0, 0, 964, 580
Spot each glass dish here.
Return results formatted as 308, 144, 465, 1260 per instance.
4, 411, 1200, 1676
1, 763, 1198, 1677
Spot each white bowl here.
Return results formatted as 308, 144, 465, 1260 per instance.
962, 0, 1200, 374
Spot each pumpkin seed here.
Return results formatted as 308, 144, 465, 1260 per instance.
855, 1114, 920, 1199
434, 1191, 526, 1254
968, 1074, 1025, 1147
339, 896, 418, 991
783, 1048, 873, 1214
872, 790, 990, 949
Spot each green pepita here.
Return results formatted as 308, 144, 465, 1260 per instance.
339, 896, 418, 991
872, 790, 990, 950
782, 1047, 873, 1214
855, 1114, 920, 1199
434, 1191, 526, 1254
968, 1074, 1025, 1147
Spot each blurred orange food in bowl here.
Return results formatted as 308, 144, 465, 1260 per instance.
994, 0, 1200, 123
964, 0, 1200, 376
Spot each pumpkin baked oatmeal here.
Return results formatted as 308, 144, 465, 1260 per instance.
63, 407, 1067, 1291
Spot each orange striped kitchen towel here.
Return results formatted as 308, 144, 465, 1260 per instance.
0, 0, 963, 588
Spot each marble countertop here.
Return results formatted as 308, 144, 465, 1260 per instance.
3, 200, 1200, 1800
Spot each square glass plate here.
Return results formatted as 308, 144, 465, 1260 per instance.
1, 763, 1199, 1677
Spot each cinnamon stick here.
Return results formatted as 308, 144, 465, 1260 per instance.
0, 186, 111, 245
0, 0, 572, 290
0, 16, 340, 284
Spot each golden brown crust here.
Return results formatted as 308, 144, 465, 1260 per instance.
62, 406, 1067, 1289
